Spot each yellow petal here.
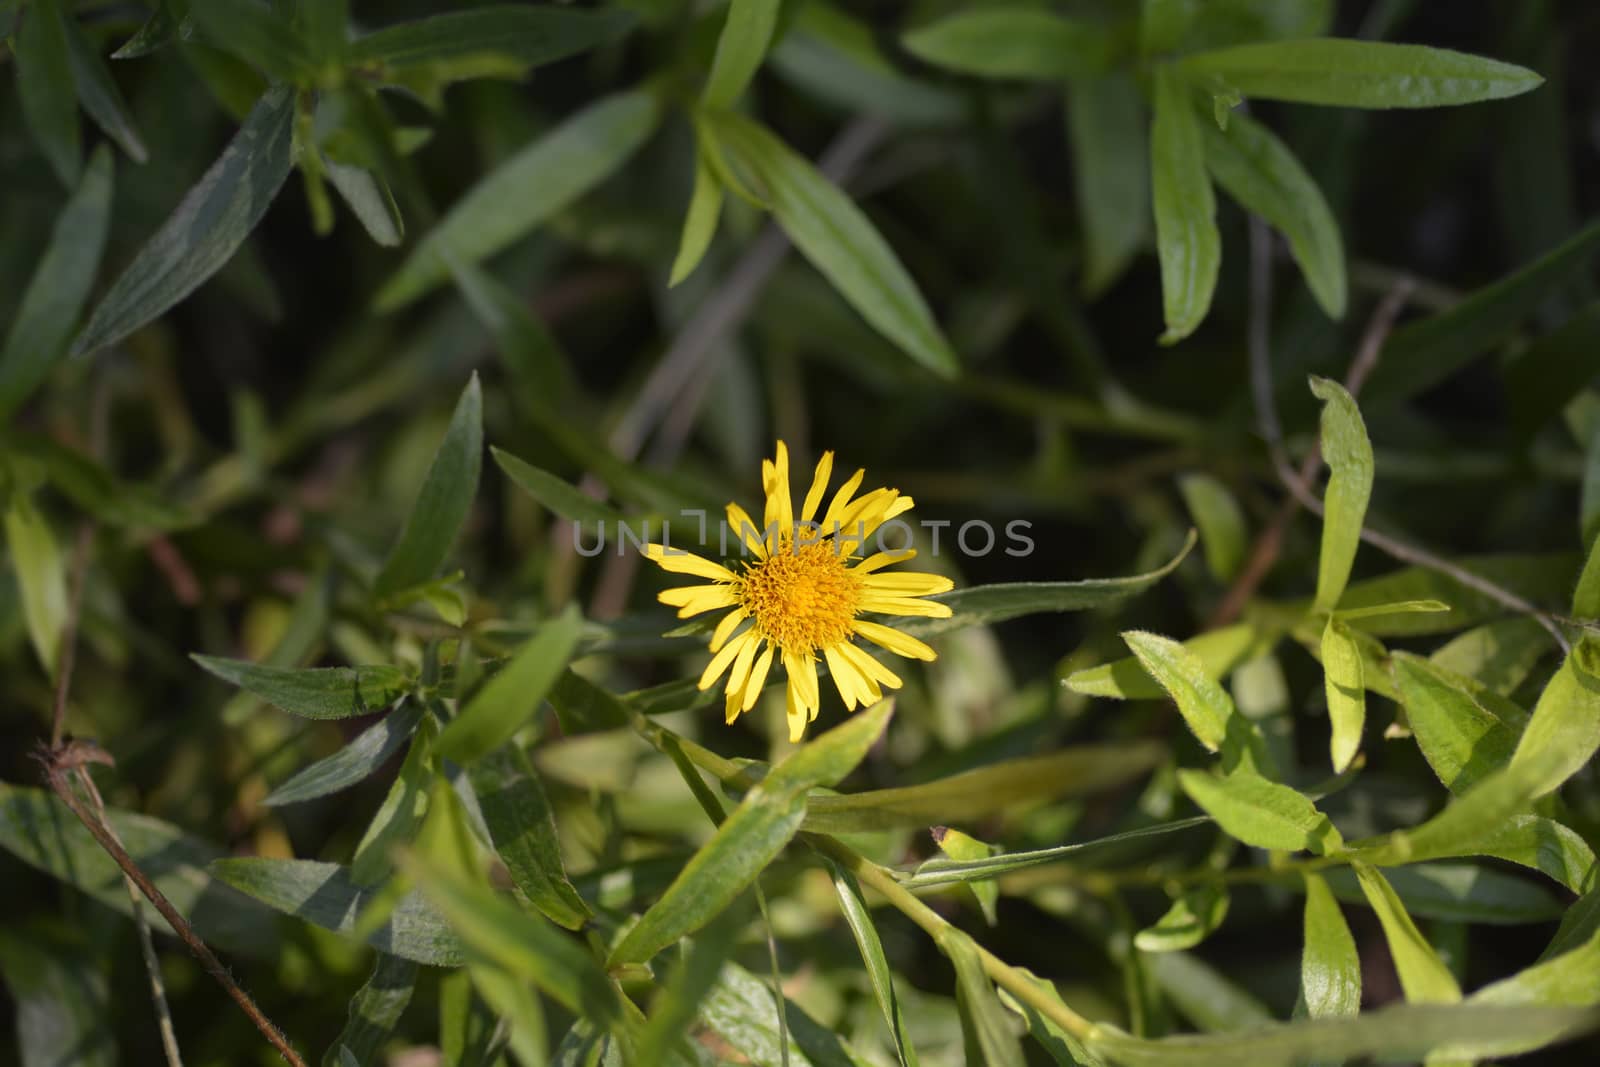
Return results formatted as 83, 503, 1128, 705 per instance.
725, 631, 762, 701
800, 450, 834, 523
726, 502, 767, 559
821, 467, 866, 530
838, 640, 902, 691
859, 494, 916, 540
763, 441, 793, 542
643, 543, 735, 582
786, 683, 806, 743
862, 571, 954, 596
823, 643, 864, 710
853, 619, 938, 661
741, 644, 775, 711
783, 648, 819, 716
699, 629, 754, 690
725, 683, 744, 724
858, 595, 954, 618
709, 608, 747, 653
854, 549, 917, 573
658, 584, 738, 617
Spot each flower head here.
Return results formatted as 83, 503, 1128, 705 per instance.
642, 442, 953, 741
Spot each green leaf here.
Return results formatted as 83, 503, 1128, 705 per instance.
15, 0, 81, 186
1065, 622, 1262, 700
376, 90, 660, 310
902, 818, 1211, 889
1507, 635, 1600, 798
1575, 526, 1600, 617
0, 785, 281, 958
324, 158, 403, 246
0, 927, 115, 1067
1123, 630, 1234, 751
1084, 1002, 1600, 1066
1309, 376, 1374, 612
62, 16, 146, 163
210, 857, 462, 965
0, 146, 113, 420
1, 433, 192, 530
1351, 862, 1461, 1003
804, 741, 1164, 834
1177, 769, 1343, 854
348, 4, 635, 71
266, 699, 425, 806
3, 494, 68, 677
470, 743, 592, 930
902, 9, 1114, 80
193, 655, 412, 719
1150, 65, 1219, 344
1180, 38, 1541, 109
1325, 863, 1564, 925
1135, 885, 1230, 953
492, 446, 630, 532
609, 703, 892, 965
1301, 873, 1359, 1018
826, 861, 920, 1067
323, 953, 417, 1067
707, 111, 958, 376
998, 971, 1106, 1067
703, 0, 780, 109
350, 723, 435, 885
1202, 111, 1345, 317
899, 530, 1196, 640
1390, 653, 1517, 794
374, 374, 483, 599
669, 145, 725, 286
637, 902, 751, 1067
449, 261, 575, 407
1065, 72, 1149, 297
934, 826, 1000, 925
436, 605, 582, 763
1321, 618, 1365, 774
1177, 474, 1247, 581
467, 962, 547, 1067
72, 86, 296, 356
945, 931, 1026, 1067
1508, 301, 1600, 442
188, 0, 311, 83
1363, 220, 1600, 404
699, 960, 882, 1066
397, 854, 622, 1022
1452, 929, 1600, 1058
1146, 950, 1273, 1032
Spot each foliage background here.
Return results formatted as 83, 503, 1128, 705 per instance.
3, 0, 1600, 1064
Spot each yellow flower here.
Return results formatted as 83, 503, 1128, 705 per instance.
642, 441, 953, 742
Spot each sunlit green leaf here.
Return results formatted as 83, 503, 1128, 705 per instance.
436, 604, 582, 763
1177, 769, 1343, 855
1321, 617, 1365, 774
1351, 862, 1461, 1003
902, 9, 1114, 80
1301, 872, 1359, 1018
1309, 376, 1374, 612
1135, 885, 1230, 953
1123, 630, 1234, 751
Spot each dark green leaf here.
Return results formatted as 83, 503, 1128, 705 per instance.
209, 857, 463, 965
15, 0, 81, 186
374, 374, 483, 599
945, 931, 1026, 1067
492, 446, 630, 531
470, 743, 591, 929
436, 604, 583, 763
826, 861, 920, 1067
1177, 474, 1247, 580
349, 5, 635, 70
323, 953, 417, 1067
350, 723, 435, 884
376, 90, 660, 309
1150, 65, 1219, 344
1202, 111, 1344, 317
707, 111, 958, 376
324, 158, 403, 246
3, 494, 67, 675
266, 700, 425, 807
63, 16, 147, 162
902, 9, 1114, 80
188, 0, 311, 82
0, 146, 113, 420
0, 926, 115, 1067
637, 902, 751, 1066
1180, 39, 1542, 109
1066, 72, 1149, 297
193, 655, 412, 719
903, 818, 1212, 889
72, 86, 296, 355
2, 433, 192, 530
1326, 863, 1564, 925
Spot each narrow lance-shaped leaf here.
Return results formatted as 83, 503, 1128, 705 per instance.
73, 86, 296, 355
707, 111, 959, 376
1123, 630, 1233, 752
0, 929, 115, 1067
436, 605, 583, 764
1506, 634, 1600, 798
324, 158, 403, 247
15, 0, 81, 187
609, 702, 892, 965
636, 900, 751, 1067
1389, 653, 1517, 794
323, 953, 418, 1067
193, 655, 412, 719
1150, 65, 1219, 344
266, 700, 426, 807
351, 721, 435, 885
1573, 527, 1600, 618
1065, 621, 1261, 700
1177, 769, 1344, 855
469, 742, 591, 929
1066, 71, 1149, 297
1301, 872, 1360, 1018
4, 494, 69, 677
1135, 885, 1230, 953
376, 90, 660, 309
348, 5, 636, 70
63, 14, 148, 162
944, 931, 1026, 1067
374, 374, 482, 599
1178, 473, 1247, 581
669, 144, 725, 286
1179, 39, 1542, 109
826, 861, 920, 1067
1352, 862, 1461, 1004
902, 9, 1114, 80
703, 0, 780, 109
1203, 111, 1345, 318
933, 826, 999, 926
492, 446, 630, 532
1322, 618, 1365, 774
1309, 376, 1374, 613
0, 145, 114, 420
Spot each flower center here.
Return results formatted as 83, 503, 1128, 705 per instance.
736, 540, 862, 656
